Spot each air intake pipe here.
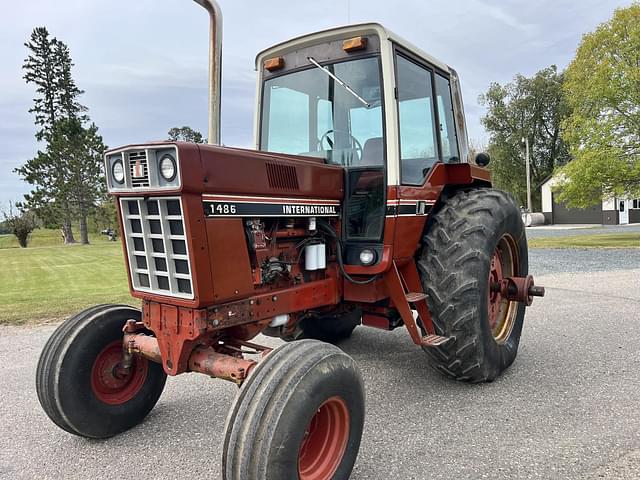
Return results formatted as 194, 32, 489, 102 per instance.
193, 0, 222, 145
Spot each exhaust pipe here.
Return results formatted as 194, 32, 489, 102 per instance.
193, 0, 222, 145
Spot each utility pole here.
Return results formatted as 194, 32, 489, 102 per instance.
522, 136, 532, 213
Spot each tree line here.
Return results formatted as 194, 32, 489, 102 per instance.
481, 3, 640, 211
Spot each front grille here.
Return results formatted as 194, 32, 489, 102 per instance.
128, 151, 150, 188
120, 197, 193, 299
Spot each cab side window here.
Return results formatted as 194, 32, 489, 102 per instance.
396, 55, 439, 185
434, 73, 460, 162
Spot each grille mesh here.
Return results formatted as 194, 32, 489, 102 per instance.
128, 151, 150, 188
120, 197, 193, 299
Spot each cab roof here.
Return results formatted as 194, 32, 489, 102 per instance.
255, 22, 451, 73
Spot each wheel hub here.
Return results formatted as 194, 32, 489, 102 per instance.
488, 248, 505, 331
487, 235, 518, 343
298, 396, 350, 480
91, 340, 148, 405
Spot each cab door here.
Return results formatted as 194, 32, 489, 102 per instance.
392, 50, 462, 260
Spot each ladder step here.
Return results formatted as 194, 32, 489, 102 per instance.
405, 292, 428, 303
421, 334, 453, 347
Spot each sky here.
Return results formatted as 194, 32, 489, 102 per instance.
0, 0, 633, 207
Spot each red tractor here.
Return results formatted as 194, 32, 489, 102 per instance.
36, 2, 544, 479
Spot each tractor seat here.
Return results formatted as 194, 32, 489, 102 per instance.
359, 137, 384, 166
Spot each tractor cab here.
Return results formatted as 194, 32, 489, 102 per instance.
255, 24, 474, 269
255, 23, 470, 181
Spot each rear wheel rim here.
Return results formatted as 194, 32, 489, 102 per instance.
91, 340, 148, 405
298, 396, 350, 480
488, 234, 518, 343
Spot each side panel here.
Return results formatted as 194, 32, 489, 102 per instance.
205, 218, 255, 303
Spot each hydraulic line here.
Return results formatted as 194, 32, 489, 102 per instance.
317, 220, 380, 285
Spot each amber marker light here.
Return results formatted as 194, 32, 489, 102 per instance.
264, 56, 285, 71
342, 36, 367, 52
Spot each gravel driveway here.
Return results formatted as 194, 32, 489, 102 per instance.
2, 248, 640, 479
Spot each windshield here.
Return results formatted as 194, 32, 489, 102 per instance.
260, 56, 384, 167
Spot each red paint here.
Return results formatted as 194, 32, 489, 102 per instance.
107, 141, 512, 380
488, 248, 505, 330
298, 396, 350, 480
91, 340, 148, 405
362, 313, 390, 330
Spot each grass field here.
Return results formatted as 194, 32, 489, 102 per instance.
0, 228, 99, 249
528, 232, 640, 248
0, 229, 133, 325
1, 227, 638, 325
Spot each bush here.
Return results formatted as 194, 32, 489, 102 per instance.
3, 205, 37, 248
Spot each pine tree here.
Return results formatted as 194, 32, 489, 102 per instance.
16, 26, 104, 245
53, 118, 106, 244
22, 27, 59, 142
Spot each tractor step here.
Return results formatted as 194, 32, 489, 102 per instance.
405, 292, 428, 303
421, 334, 453, 347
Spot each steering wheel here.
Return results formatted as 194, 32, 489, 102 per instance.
318, 129, 363, 165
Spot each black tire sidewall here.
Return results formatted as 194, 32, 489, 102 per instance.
56, 307, 166, 438
266, 355, 365, 479
420, 189, 529, 381
476, 203, 528, 378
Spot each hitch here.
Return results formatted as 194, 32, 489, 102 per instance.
491, 275, 545, 306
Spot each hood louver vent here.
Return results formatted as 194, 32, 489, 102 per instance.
266, 162, 299, 191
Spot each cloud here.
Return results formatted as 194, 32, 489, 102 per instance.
0, 0, 634, 205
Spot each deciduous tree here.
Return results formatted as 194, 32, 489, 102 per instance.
167, 126, 205, 143
479, 66, 570, 210
557, 4, 640, 207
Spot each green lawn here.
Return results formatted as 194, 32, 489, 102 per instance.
0, 230, 134, 325
529, 232, 640, 248
0, 228, 105, 249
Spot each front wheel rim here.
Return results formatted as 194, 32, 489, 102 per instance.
298, 396, 350, 480
91, 340, 148, 405
488, 234, 519, 343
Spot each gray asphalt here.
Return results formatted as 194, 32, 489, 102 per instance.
2, 249, 640, 479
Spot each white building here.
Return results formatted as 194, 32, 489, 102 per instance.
540, 174, 639, 225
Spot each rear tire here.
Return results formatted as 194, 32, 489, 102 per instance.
36, 305, 167, 438
222, 340, 365, 480
418, 189, 528, 382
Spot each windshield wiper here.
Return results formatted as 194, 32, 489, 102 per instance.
307, 56, 371, 108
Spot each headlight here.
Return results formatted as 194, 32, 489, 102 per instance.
159, 154, 177, 181
359, 248, 376, 266
112, 159, 125, 184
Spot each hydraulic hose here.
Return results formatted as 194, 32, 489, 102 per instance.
317, 220, 380, 285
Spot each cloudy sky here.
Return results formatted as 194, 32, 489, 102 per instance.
0, 0, 632, 206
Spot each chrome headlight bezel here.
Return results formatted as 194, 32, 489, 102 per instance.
111, 158, 125, 184
159, 154, 177, 182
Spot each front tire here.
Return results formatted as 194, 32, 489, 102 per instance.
222, 340, 365, 480
36, 305, 167, 438
418, 189, 528, 382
